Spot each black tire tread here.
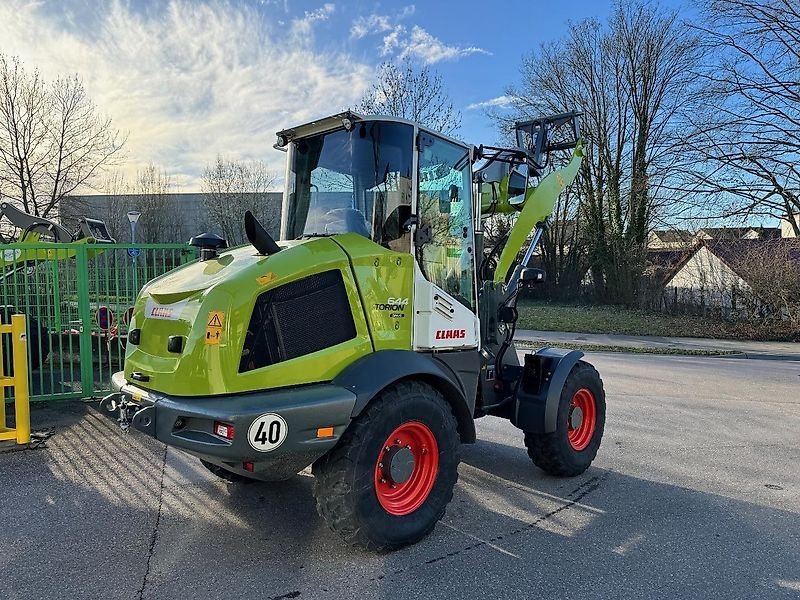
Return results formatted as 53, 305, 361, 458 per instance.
525, 360, 605, 477
312, 379, 460, 552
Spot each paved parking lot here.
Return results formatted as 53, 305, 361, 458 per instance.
2, 352, 799, 600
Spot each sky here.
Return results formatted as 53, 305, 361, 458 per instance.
0, 0, 687, 192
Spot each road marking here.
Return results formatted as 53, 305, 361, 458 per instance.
440, 522, 520, 559
460, 464, 606, 514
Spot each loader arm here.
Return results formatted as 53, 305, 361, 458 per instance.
493, 140, 583, 285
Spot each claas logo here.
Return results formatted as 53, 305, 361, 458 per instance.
435, 329, 466, 340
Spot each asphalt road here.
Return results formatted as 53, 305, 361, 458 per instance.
2, 353, 798, 600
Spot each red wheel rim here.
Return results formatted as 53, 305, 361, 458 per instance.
374, 421, 439, 516
568, 388, 596, 451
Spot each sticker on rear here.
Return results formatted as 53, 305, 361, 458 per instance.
248, 413, 288, 452
205, 311, 224, 345
145, 298, 188, 321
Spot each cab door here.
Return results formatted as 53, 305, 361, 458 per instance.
412, 132, 479, 350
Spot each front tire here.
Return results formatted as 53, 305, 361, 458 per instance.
312, 380, 460, 551
525, 360, 605, 476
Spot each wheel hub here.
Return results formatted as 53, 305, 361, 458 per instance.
374, 421, 440, 516
383, 446, 415, 484
569, 406, 584, 429
567, 388, 597, 451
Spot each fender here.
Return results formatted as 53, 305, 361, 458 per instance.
512, 348, 584, 433
333, 350, 477, 443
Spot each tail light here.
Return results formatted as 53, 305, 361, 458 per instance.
213, 420, 234, 440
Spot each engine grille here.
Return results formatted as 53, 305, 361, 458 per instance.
239, 269, 357, 373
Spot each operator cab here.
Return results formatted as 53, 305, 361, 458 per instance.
278, 112, 478, 316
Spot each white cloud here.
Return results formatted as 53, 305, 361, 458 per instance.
350, 5, 415, 39
0, 0, 367, 191
349, 6, 488, 65
466, 95, 514, 110
293, 3, 335, 35
399, 26, 490, 64
302, 3, 335, 24
381, 26, 405, 55
350, 14, 393, 39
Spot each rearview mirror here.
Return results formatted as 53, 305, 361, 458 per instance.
519, 267, 546, 287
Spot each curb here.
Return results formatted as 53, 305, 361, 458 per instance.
515, 341, 800, 361
736, 353, 800, 362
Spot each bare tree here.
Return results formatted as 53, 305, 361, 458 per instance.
131, 163, 180, 243
679, 0, 800, 233
358, 58, 461, 135
201, 156, 278, 246
97, 170, 129, 242
91, 164, 179, 243
0, 54, 125, 219
498, 1, 702, 303
539, 186, 588, 298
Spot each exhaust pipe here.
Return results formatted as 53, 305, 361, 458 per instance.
244, 210, 281, 255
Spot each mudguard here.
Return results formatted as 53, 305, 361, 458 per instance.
333, 349, 477, 443
512, 348, 584, 433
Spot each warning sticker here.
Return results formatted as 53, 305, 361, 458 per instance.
205, 311, 225, 345
256, 272, 276, 285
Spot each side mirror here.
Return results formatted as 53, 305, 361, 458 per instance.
507, 164, 529, 207
519, 267, 546, 287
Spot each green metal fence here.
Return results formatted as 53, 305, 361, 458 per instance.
1, 243, 197, 401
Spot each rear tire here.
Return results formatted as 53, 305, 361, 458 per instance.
200, 459, 255, 483
312, 380, 460, 552
524, 360, 605, 476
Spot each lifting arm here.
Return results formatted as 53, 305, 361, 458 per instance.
492, 141, 583, 285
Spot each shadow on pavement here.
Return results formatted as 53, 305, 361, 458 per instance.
1, 404, 797, 600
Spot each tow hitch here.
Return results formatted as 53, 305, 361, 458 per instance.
99, 393, 139, 432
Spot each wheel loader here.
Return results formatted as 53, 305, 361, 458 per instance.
102, 111, 605, 551
1, 202, 115, 370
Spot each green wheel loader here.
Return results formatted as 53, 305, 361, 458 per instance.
102, 111, 605, 551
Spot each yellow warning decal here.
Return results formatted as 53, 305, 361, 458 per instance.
256, 272, 277, 285
205, 311, 225, 345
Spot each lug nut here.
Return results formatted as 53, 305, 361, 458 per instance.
379, 478, 386, 484
378, 462, 384, 469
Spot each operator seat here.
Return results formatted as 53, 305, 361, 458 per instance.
324, 208, 371, 238
381, 204, 412, 252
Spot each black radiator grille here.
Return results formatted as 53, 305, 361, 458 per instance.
239, 269, 357, 372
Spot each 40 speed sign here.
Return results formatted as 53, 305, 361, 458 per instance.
247, 413, 288, 452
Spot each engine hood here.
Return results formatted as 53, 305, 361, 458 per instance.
123, 237, 372, 397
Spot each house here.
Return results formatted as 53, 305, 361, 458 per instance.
658, 238, 800, 317
645, 248, 687, 276
647, 229, 693, 249
696, 226, 781, 241
782, 212, 799, 238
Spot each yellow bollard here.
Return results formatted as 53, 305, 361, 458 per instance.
0, 314, 30, 445
11, 314, 30, 444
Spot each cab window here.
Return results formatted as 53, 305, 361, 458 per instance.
417, 134, 475, 310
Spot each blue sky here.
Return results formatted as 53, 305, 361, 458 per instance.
0, 0, 689, 191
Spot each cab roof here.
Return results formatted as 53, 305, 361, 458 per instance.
275, 111, 471, 151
